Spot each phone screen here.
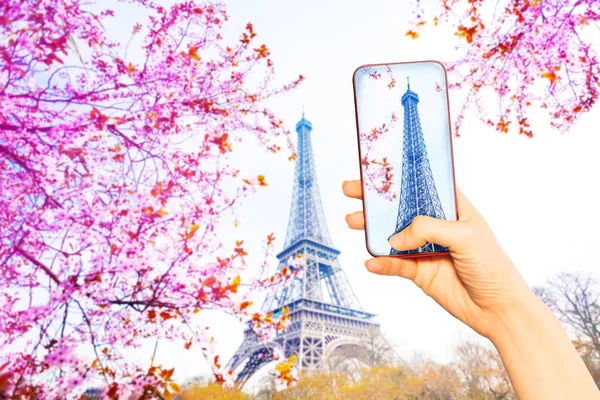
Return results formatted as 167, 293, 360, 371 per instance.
353, 61, 457, 257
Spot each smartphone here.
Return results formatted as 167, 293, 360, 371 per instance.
352, 61, 458, 257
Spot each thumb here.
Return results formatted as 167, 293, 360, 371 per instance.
389, 215, 465, 252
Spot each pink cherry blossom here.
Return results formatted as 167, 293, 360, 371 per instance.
363, 0, 599, 196
0, 0, 303, 397
407, 0, 600, 137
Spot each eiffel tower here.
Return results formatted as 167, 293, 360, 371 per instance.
390, 78, 447, 255
228, 114, 383, 386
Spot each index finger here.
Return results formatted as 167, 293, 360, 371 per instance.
342, 180, 363, 199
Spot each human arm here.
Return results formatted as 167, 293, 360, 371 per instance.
343, 180, 599, 399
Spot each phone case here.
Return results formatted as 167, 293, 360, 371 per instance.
352, 61, 458, 257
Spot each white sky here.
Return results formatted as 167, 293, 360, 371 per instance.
76, 0, 600, 391
354, 62, 456, 255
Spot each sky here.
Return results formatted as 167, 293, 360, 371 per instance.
70, 0, 600, 392
354, 62, 456, 255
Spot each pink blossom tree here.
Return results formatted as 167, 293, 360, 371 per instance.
364, 0, 599, 197
407, 0, 600, 137
0, 0, 302, 398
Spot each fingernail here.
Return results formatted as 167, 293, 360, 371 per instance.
389, 232, 403, 248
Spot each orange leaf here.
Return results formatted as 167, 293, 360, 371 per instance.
230, 275, 241, 293
169, 382, 181, 395
161, 368, 175, 381
496, 119, 510, 133
235, 245, 248, 257
265, 312, 273, 324
275, 355, 298, 387
455, 25, 477, 43
267, 233, 275, 245
188, 224, 200, 239
405, 30, 419, 39
126, 62, 138, 75
160, 311, 173, 321
203, 276, 217, 287
542, 71, 557, 83
189, 46, 200, 60
164, 389, 173, 400
257, 175, 268, 186
254, 44, 269, 59
240, 301, 253, 311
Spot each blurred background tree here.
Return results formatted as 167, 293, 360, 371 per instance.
455, 341, 514, 399
534, 272, 600, 388
179, 340, 515, 399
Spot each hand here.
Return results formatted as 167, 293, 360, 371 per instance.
342, 180, 535, 340
343, 180, 600, 399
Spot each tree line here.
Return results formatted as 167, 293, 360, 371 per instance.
179, 271, 600, 399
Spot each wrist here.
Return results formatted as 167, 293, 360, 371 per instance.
486, 290, 550, 348
483, 284, 600, 400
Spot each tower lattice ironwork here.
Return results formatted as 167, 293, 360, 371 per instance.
228, 114, 383, 386
390, 78, 447, 255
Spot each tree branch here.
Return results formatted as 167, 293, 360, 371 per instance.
14, 245, 60, 285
